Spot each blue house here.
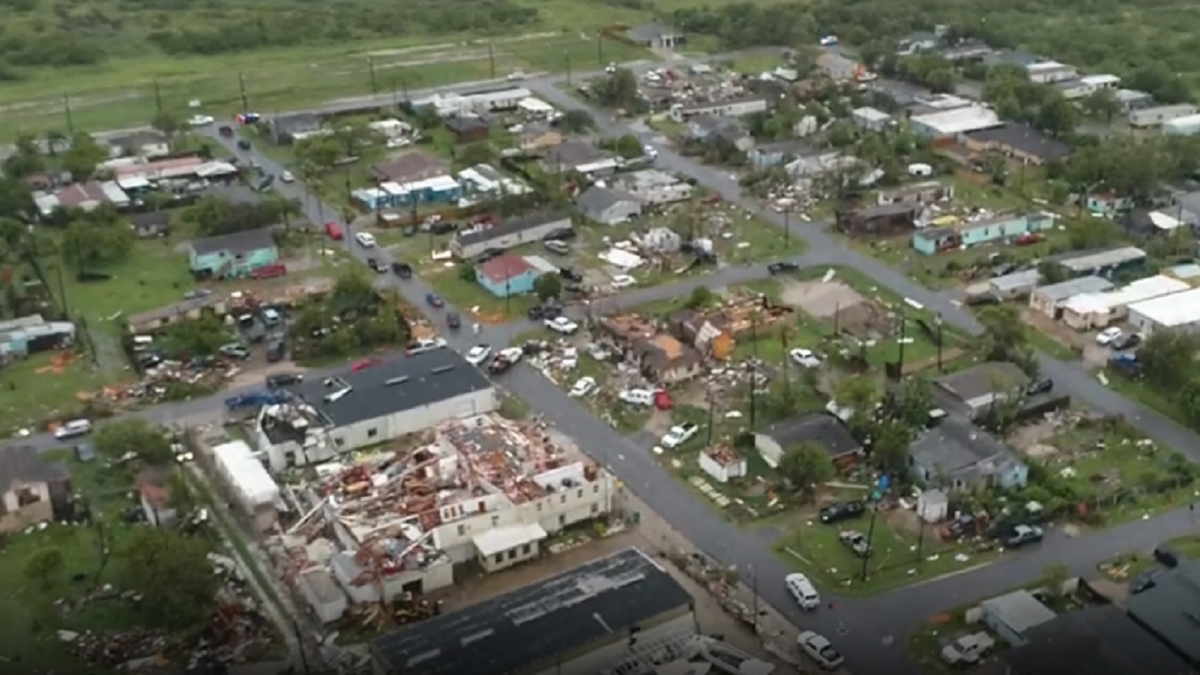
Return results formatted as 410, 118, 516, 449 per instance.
187, 228, 279, 278
475, 253, 541, 298
912, 212, 1055, 255
0, 314, 75, 359
354, 175, 462, 211
909, 416, 1028, 493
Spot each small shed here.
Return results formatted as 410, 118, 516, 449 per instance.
980, 589, 1056, 646
699, 446, 747, 483
916, 489, 948, 523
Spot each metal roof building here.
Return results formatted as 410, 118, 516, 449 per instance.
370, 547, 693, 675
1128, 285, 1200, 335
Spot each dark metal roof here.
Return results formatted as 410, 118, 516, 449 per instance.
757, 413, 861, 458
188, 228, 276, 257
455, 211, 571, 248
371, 547, 691, 675
287, 349, 493, 428
964, 123, 1072, 162
1126, 558, 1200, 664
1004, 604, 1197, 675
0, 445, 68, 494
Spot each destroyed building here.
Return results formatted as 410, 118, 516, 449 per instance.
255, 350, 497, 471
280, 415, 618, 614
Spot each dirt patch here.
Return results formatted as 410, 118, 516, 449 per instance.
644, 409, 675, 435
779, 280, 865, 318
886, 507, 923, 537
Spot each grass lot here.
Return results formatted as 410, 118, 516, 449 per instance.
0, 353, 118, 436
773, 509, 998, 597
1102, 369, 1195, 433
1, 33, 650, 142
0, 449, 168, 670
1098, 534, 1200, 582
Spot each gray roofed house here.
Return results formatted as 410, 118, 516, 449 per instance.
983, 49, 1043, 68
1125, 557, 1200, 665
754, 412, 862, 468
370, 151, 449, 184
575, 185, 643, 225
980, 589, 1056, 646
286, 348, 494, 429
963, 123, 1073, 164
624, 23, 684, 49
909, 416, 1028, 492
1030, 275, 1115, 317
543, 141, 610, 171
267, 113, 323, 144
0, 445, 70, 533
1004, 604, 1197, 675
369, 547, 692, 675
934, 361, 1030, 416
453, 210, 572, 257
187, 228, 276, 258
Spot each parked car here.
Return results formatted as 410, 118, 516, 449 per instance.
545, 316, 579, 334
426, 293, 444, 308
256, 175, 275, 191
789, 348, 822, 368
74, 442, 97, 463
1003, 524, 1044, 548
559, 267, 584, 283
465, 345, 493, 366
610, 274, 636, 289
237, 139, 251, 150
767, 261, 800, 275
1096, 327, 1123, 345
543, 228, 576, 241
543, 240, 570, 255
54, 419, 93, 440
392, 261, 413, 278
1130, 568, 1158, 594
964, 293, 999, 306
488, 347, 524, 374
797, 631, 844, 670
219, 343, 251, 360
367, 258, 386, 273
818, 500, 865, 524
476, 248, 504, 263
281, 171, 294, 183
528, 304, 563, 321
1025, 378, 1053, 396
941, 632, 996, 666
219, 125, 234, 137
325, 222, 344, 240
430, 222, 456, 235
619, 388, 658, 406
1112, 332, 1141, 350
406, 338, 447, 356
838, 530, 871, 558
266, 337, 287, 362
661, 422, 699, 449
785, 573, 820, 610
355, 231, 376, 248
446, 312, 461, 330
266, 373, 303, 388
569, 376, 597, 397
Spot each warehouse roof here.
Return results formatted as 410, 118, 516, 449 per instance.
289, 350, 492, 428
1057, 246, 1146, 273
990, 269, 1041, 293
371, 547, 691, 675
1062, 275, 1188, 315
911, 105, 1001, 136
1127, 286, 1200, 328
1125, 558, 1200, 663
455, 210, 571, 249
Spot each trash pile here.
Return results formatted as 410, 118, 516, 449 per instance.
62, 628, 172, 668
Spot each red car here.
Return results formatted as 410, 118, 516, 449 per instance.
251, 263, 287, 280
351, 357, 381, 372
325, 222, 344, 240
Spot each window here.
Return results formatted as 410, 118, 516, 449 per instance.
576, 488, 583, 499
593, 484, 599, 494
491, 515, 499, 526
334, 437, 345, 447
591, 504, 599, 515
521, 543, 531, 555
457, 524, 465, 536
558, 514, 566, 526
507, 549, 517, 560
367, 428, 378, 439
560, 494, 566, 504
537, 502, 543, 512
494, 554, 503, 565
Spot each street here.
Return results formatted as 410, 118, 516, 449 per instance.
11, 62, 1200, 675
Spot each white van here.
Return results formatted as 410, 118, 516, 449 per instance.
54, 419, 93, 440
355, 231, 376, 248
619, 389, 656, 406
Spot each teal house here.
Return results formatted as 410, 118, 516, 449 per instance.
912, 212, 1055, 255
187, 228, 279, 279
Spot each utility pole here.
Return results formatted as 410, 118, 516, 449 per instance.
706, 390, 716, 445
368, 56, 379, 96
597, 32, 603, 65
935, 313, 944, 372
784, 207, 790, 245
505, 259, 512, 315
238, 72, 249, 113
153, 80, 163, 114
780, 325, 790, 393
749, 565, 760, 639
749, 312, 759, 430
896, 307, 908, 378
860, 506, 878, 582
63, 94, 75, 135
488, 41, 496, 80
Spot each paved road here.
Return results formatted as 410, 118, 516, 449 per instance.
11, 57, 1200, 675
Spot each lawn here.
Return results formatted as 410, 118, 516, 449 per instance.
1102, 368, 1197, 433
1097, 533, 1200, 582
773, 509, 998, 597
0, 30, 650, 142
0, 352, 119, 436
0, 449, 159, 670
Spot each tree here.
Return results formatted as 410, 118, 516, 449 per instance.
895, 376, 934, 428
834, 375, 881, 412
593, 68, 640, 112
559, 110, 594, 134
456, 142, 496, 167
3, 133, 45, 178
871, 419, 912, 475
331, 267, 377, 312
25, 547, 65, 589
1179, 378, 1200, 431
685, 286, 714, 309
161, 314, 231, 358
1035, 92, 1076, 137
1037, 261, 1069, 284
294, 135, 342, 173
0, 177, 33, 220
61, 132, 108, 180
608, 134, 644, 159
977, 304, 1026, 360
1138, 329, 1200, 392
777, 442, 834, 501
122, 528, 218, 630
150, 111, 183, 151
1081, 89, 1120, 123
1042, 562, 1070, 595
93, 418, 174, 464
60, 209, 136, 270
533, 273, 562, 301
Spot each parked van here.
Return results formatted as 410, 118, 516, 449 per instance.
619, 389, 656, 406
54, 419, 93, 440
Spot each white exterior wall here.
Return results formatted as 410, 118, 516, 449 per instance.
698, 453, 747, 483
1129, 104, 1197, 128
454, 219, 570, 259
675, 98, 768, 120
329, 388, 498, 450
631, 184, 693, 204
380, 558, 455, 598
432, 471, 617, 563
530, 611, 695, 675
478, 537, 542, 572
1027, 65, 1078, 84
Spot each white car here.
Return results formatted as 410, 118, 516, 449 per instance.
1096, 327, 1123, 345
406, 337, 447, 356
797, 631, 844, 669
545, 316, 579, 335
281, 171, 295, 183
611, 274, 636, 289
465, 345, 492, 365
355, 231, 376, 248
619, 388, 656, 406
188, 114, 215, 127
661, 422, 699, 449
54, 418, 92, 440
789, 348, 822, 368
497, 347, 524, 364
785, 573, 820, 610
941, 632, 996, 665
569, 376, 597, 397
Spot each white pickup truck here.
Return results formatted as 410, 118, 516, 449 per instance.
941, 632, 996, 665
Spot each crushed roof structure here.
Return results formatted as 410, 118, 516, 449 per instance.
1125, 557, 1200, 664
964, 123, 1072, 162
370, 547, 691, 675
757, 413, 861, 458
0, 445, 69, 494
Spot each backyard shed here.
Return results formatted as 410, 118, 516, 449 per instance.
980, 590, 1056, 646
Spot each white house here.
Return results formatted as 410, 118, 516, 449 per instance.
1129, 104, 1198, 128
1056, 74, 1120, 100
671, 96, 768, 121
210, 440, 281, 532
852, 107, 892, 131
255, 349, 498, 471
298, 568, 348, 624
619, 170, 694, 204
699, 446, 747, 483
1025, 61, 1079, 84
